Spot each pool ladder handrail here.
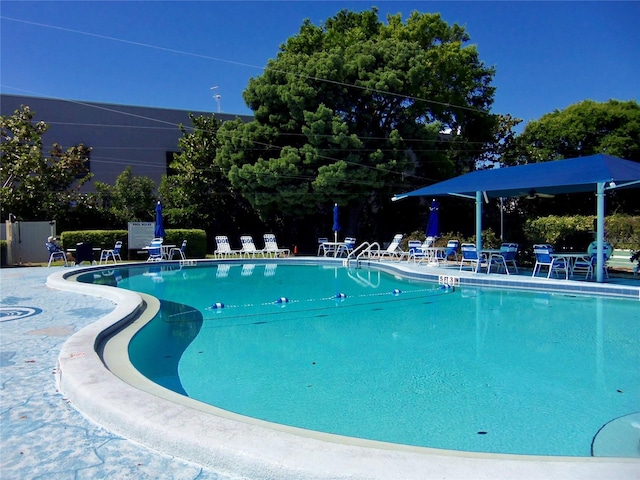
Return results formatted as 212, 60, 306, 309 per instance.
346, 241, 381, 268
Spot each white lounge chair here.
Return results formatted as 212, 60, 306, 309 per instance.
240, 235, 266, 258
263, 234, 290, 257
371, 234, 404, 260
214, 236, 241, 258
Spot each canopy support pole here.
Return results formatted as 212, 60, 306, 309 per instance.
475, 191, 483, 253
596, 183, 605, 283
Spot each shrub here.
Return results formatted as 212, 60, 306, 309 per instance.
523, 214, 640, 250
58, 229, 208, 259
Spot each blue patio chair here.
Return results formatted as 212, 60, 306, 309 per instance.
532, 244, 568, 279
408, 237, 438, 264
46, 241, 68, 267
344, 237, 357, 255
573, 241, 612, 280
99, 241, 123, 265
488, 243, 519, 274
403, 240, 422, 262
146, 239, 163, 262
459, 243, 487, 273
442, 239, 460, 262
169, 240, 187, 260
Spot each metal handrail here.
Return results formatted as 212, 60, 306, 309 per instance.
346, 241, 381, 268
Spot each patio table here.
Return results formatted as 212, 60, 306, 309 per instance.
554, 252, 589, 276
142, 244, 176, 260
320, 241, 348, 258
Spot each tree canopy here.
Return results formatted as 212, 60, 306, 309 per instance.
158, 114, 262, 236
1, 105, 92, 222
215, 8, 497, 238
512, 99, 640, 164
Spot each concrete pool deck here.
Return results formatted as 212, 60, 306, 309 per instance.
1, 260, 639, 479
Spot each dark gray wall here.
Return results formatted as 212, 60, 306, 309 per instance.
1, 94, 252, 192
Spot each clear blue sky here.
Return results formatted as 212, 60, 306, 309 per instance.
1, 1, 639, 128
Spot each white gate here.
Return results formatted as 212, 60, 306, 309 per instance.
4, 221, 57, 265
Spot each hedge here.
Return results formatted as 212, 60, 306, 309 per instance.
58, 229, 207, 259
524, 214, 640, 250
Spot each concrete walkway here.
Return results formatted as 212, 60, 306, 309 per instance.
0, 266, 237, 480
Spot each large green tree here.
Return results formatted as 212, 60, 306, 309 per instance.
495, 99, 640, 225
512, 99, 640, 164
94, 166, 157, 225
215, 8, 497, 239
158, 114, 262, 236
0, 105, 92, 222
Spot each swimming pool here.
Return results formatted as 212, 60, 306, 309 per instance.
77, 262, 640, 458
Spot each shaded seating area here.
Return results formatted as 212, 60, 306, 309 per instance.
392, 154, 640, 283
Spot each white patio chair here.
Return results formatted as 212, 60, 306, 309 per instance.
169, 240, 187, 260
99, 241, 123, 265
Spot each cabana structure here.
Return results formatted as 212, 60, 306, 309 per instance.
392, 154, 640, 282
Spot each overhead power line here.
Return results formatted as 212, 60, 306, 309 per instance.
1, 15, 492, 115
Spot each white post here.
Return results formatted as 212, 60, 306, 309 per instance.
475, 191, 483, 253
596, 182, 605, 283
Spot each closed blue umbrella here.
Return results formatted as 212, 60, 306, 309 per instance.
332, 203, 341, 243
425, 199, 440, 239
154, 201, 166, 239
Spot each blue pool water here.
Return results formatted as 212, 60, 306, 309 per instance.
80, 263, 640, 457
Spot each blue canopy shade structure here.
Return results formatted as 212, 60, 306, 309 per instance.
392, 154, 640, 282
